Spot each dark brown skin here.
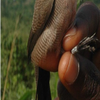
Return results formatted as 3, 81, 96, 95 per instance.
57, 2, 100, 100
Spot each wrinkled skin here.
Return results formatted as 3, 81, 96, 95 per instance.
28, 1, 100, 100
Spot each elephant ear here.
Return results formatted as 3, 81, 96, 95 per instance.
27, 0, 54, 59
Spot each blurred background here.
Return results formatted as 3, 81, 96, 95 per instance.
1, 0, 100, 100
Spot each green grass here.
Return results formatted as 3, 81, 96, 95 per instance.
50, 72, 59, 100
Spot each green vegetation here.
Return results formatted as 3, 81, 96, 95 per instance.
1, 0, 37, 100
1, 0, 100, 100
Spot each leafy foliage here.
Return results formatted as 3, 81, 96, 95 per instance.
1, 0, 36, 100
19, 90, 34, 100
